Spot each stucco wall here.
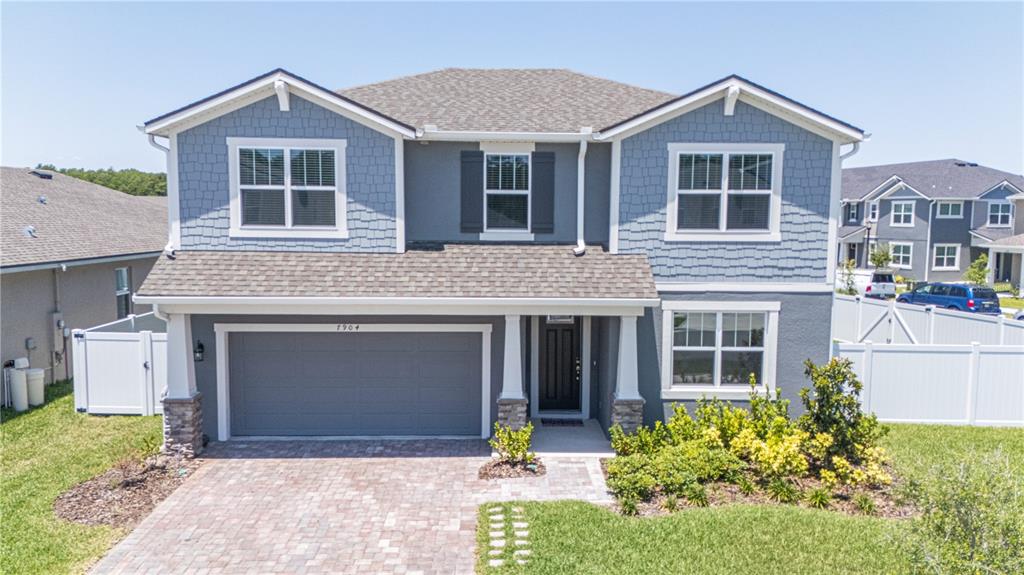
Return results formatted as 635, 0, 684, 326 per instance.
1, 257, 155, 381
636, 291, 834, 425
617, 100, 834, 282
177, 95, 397, 252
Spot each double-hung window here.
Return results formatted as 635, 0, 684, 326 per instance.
484, 153, 530, 231
936, 201, 962, 219
666, 143, 784, 242
115, 267, 132, 319
890, 242, 913, 269
661, 301, 779, 400
228, 138, 347, 238
932, 244, 959, 270
891, 201, 915, 226
847, 203, 860, 223
988, 201, 1012, 227
867, 201, 879, 222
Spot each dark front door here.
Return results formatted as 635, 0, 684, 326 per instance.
539, 316, 581, 411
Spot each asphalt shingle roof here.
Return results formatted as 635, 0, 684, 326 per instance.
991, 233, 1024, 248
842, 159, 1024, 201
338, 69, 677, 134
1, 167, 167, 269
138, 245, 658, 300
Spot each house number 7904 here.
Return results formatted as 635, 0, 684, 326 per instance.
336, 324, 360, 332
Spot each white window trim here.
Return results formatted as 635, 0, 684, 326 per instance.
935, 201, 963, 219
664, 143, 784, 243
867, 201, 879, 222
847, 202, 860, 223
660, 300, 779, 401
890, 200, 915, 227
890, 241, 913, 270
932, 244, 960, 271
481, 144, 533, 237
987, 201, 1013, 228
227, 137, 348, 239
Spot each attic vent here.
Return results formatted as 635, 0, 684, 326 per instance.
23, 225, 37, 238
28, 170, 53, 180
37, 195, 47, 205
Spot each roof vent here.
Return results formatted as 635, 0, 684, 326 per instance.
37, 195, 47, 205
28, 170, 53, 180
954, 161, 979, 168
23, 225, 37, 238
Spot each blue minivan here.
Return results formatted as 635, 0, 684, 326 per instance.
897, 283, 1002, 314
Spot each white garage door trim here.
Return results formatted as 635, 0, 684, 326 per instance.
213, 323, 493, 441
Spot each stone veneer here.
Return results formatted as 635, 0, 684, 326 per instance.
163, 393, 204, 456
611, 397, 645, 434
496, 398, 528, 430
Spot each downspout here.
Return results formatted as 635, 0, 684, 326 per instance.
924, 199, 936, 282
152, 303, 169, 323
146, 132, 177, 258
573, 128, 593, 256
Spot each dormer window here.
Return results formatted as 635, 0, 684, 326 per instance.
228, 137, 348, 239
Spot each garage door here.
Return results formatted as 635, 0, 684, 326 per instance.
228, 330, 482, 436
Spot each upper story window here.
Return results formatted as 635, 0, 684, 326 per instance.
847, 203, 860, 223
666, 143, 784, 242
867, 201, 879, 222
988, 201, 1012, 227
661, 301, 779, 401
227, 137, 348, 239
484, 153, 530, 231
936, 201, 963, 219
890, 201, 915, 227
115, 267, 132, 319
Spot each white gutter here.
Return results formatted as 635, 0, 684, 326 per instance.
419, 127, 594, 143
839, 142, 861, 160
134, 295, 660, 307
574, 128, 593, 256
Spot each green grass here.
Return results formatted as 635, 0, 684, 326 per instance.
478, 423, 1024, 574
998, 296, 1024, 309
0, 382, 161, 574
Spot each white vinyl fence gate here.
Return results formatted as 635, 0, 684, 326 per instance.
72, 313, 167, 415
832, 295, 1024, 427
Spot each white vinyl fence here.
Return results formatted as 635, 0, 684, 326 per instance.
832, 294, 1024, 345
72, 313, 167, 415
832, 294, 1024, 427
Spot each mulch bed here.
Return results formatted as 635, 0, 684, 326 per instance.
600, 458, 916, 519
479, 458, 547, 479
54, 453, 203, 529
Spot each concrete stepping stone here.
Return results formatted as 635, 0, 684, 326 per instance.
515, 530, 528, 537
489, 530, 504, 538
512, 522, 528, 528
489, 559, 505, 567
489, 539, 505, 548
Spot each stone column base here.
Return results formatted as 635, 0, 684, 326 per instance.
611, 397, 645, 434
163, 392, 203, 457
496, 397, 528, 431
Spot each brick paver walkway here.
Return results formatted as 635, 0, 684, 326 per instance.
91, 439, 611, 574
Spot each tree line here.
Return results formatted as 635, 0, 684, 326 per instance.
35, 164, 167, 196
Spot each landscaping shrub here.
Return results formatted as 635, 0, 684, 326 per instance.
798, 358, 887, 466
806, 486, 833, 510
489, 422, 535, 465
898, 452, 1024, 575
605, 454, 657, 501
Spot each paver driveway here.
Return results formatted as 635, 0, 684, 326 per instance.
91, 440, 611, 575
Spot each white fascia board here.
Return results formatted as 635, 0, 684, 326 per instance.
420, 130, 590, 143
145, 71, 415, 139
979, 180, 1024, 198
595, 78, 865, 144
132, 295, 660, 317
860, 175, 904, 202
656, 282, 833, 294
1, 251, 161, 275
873, 181, 929, 201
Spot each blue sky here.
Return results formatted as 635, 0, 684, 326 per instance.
2, 2, 1022, 174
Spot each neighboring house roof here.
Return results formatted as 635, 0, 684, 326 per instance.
1, 167, 167, 270
970, 227, 1017, 243
842, 159, 1024, 201
990, 233, 1024, 248
338, 68, 677, 134
838, 225, 867, 241
137, 245, 657, 300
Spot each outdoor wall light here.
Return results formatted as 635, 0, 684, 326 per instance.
193, 341, 205, 362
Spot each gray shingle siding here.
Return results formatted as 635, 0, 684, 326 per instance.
617, 100, 834, 283
177, 95, 397, 252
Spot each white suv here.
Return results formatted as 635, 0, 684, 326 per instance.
862, 270, 896, 299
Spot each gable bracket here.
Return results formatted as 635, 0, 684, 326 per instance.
723, 85, 740, 116
274, 79, 290, 112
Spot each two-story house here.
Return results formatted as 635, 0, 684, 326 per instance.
838, 159, 1024, 284
134, 69, 865, 454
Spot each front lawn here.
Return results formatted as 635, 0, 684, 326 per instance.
0, 382, 162, 574
477, 423, 1023, 574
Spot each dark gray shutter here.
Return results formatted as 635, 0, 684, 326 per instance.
531, 151, 555, 234
460, 150, 484, 233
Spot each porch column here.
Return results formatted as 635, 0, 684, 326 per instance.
611, 315, 644, 433
986, 248, 995, 284
497, 314, 527, 430
163, 313, 203, 455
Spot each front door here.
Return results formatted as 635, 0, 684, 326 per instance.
539, 316, 581, 411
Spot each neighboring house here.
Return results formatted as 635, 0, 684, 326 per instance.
986, 193, 1024, 289
838, 159, 1024, 283
1, 168, 167, 383
135, 68, 865, 454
